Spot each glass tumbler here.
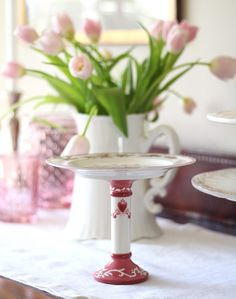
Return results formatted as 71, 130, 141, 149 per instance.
0, 155, 39, 223
20, 114, 77, 209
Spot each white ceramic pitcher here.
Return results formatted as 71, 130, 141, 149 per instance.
65, 113, 180, 240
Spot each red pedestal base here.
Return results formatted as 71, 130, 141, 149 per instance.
94, 253, 148, 285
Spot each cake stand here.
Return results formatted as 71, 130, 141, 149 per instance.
207, 111, 236, 125
48, 153, 195, 285
192, 111, 236, 201
192, 168, 236, 202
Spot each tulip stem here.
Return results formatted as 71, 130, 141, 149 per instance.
173, 61, 210, 71
82, 106, 98, 136
0, 95, 44, 122
168, 89, 183, 99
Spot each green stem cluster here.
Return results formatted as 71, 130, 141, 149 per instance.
1, 26, 212, 137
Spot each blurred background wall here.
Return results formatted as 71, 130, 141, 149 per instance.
0, 0, 236, 155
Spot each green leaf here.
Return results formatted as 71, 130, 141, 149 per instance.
33, 95, 74, 110
87, 44, 105, 61
107, 47, 134, 71
41, 54, 87, 94
27, 69, 85, 111
141, 64, 196, 112
139, 25, 162, 80
121, 64, 129, 93
93, 87, 128, 136
131, 56, 141, 89
120, 59, 135, 110
158, 64, 195, 94
0, 95, 44, 122
127, 60, 134, 94
161, 52, 181, 73
31, 116, 69, 132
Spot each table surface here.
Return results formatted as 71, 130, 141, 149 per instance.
1, 210, 236, 299
0, 276, 62, 299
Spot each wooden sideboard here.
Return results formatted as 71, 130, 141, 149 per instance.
151, 148, 236, 235
0, 276, 62, 299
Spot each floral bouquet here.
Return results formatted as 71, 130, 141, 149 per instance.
1, 13, 236, 153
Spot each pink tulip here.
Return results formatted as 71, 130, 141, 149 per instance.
152, 96, 163, 109
38, 30, 64, 55
147, 110, 158, 122
166, 25, 187, 54
182, 97, 196, 114
51, 12, 75, 40
150, 20, 163, 40
210, 56, 236, 81
14, 25, 38, 44
84, 19, 102, 43
69, 54, 93, 80
1, 61, 25, 78
179, 20, 198, 42
162, 21, 176, 41
61, 135, 90, 156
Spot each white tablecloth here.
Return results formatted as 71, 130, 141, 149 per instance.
0, 210, 236, 299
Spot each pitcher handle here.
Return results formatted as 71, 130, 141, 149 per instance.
142, 124, 181, 214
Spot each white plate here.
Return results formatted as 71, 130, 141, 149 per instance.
192, 168, 236, 202
47, 153, 195, 180
207, 111, 236, 125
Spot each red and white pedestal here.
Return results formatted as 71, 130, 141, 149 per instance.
94, 180, 149, 284
48, 152, 195, 285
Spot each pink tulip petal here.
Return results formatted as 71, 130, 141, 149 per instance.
1, 61, 25, 78
69, 55, 93, 80
166, 25, 187, 54
51, 12, 75, 40
15, 25, 38, 44
84, 19, 102, 43
179, 20, 198, 42
38, 30, 64, 55
150, 20, 164, 40
210, 56, 236, 81
183, 97, 197, 114
61, 135, 90, 156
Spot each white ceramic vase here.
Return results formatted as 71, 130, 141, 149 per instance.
65, 113, 180, 240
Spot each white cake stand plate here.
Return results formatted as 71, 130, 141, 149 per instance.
207, 111, 236, 125
192, 168, 236, 202
48, 153, 195, 285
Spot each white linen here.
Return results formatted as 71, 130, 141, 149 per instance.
0, 210, 235, 299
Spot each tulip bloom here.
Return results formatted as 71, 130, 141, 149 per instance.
61, 135, 90, 156
14, 25, 38, 44
69, 55, 93, 80
38, 30, 64, 55
182, 97, 196, 114
150, 20, 163, 40
51, 12, 75, 40
162, 21, 176, 41
179, 20, 198, 42
1, 61, 25, 78
166, 25, 187, 54
147, 110, 158, 122
84, 19, 102, 43
210, 56, 236, 81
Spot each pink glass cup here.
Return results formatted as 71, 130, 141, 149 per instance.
0, 155, 39, 223
20, 114, 76, 209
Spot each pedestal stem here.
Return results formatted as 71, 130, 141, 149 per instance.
94, 180, 148, 284
110, 180, 133, 254
8, 91, 21, 152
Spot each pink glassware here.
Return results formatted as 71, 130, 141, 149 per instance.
0, 155, 39, 223
21, 114, 77, 209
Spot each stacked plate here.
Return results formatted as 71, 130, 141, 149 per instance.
192, 111, 236, 202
